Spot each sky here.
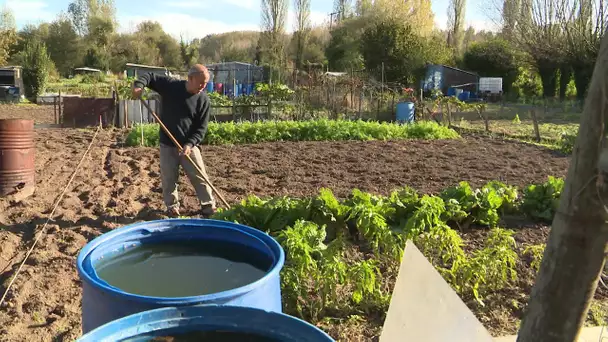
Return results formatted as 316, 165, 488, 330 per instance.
0, 0, 500, 39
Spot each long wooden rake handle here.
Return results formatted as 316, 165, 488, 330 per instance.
139, 99, 231, 209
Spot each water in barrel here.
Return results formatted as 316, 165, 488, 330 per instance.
121, 331, 281, 342
95, 240, 272, 297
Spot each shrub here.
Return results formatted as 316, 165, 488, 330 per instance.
22, 40, 54, 99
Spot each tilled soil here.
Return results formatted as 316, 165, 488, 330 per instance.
0, 124, 572, 341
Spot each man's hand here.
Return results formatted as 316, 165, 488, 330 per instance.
181, 144, 193, 157
132, 87, 143, 99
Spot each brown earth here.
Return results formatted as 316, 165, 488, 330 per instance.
0, 105, 578, 341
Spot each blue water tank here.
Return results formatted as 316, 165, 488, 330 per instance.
225, 84, 234, 96
396, 102, 415, 123
459, 91, 470, 101
446, 87, 456, 97
77, 305, 334, 342
76, 219, 285, 334
206, 81, 214, 93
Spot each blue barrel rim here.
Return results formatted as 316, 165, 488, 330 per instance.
77, 305, 334, 342
76, 218, 286, 305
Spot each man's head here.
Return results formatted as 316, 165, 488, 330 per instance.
186, 64, 210, 94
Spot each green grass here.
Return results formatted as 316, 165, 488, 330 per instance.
125, 119, 461, 147
450, 102, 581, 153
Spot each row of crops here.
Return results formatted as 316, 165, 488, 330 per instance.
207, 176, 563, 325
125, 120, 460, 147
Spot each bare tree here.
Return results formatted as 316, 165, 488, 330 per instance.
0, 7, 17, 66
558, 0, 607, 101
516, 30, 608, 342
259, 0, 288, 77
511, 0, 567, 99
502, 0, 521, 37
447, 0, 467, 55
334, 0, 352, 22
355, 0, 372, 16
293, 0, 311, 70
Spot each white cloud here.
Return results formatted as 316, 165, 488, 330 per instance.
119, 7, 330, 40
118, 13, 259, 40
224, 0, 257, 9
167, 1, 209, 9
4, 0, 54, 24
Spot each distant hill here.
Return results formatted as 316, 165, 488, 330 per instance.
197, 31, 260, 64
196, 28, 330, 66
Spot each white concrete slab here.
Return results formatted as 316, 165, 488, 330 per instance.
380, 240, 494, 342
494, 326, 608, 341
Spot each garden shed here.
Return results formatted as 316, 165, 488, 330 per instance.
125, 63, 169, 78
421, 64, 479, 95
205, 61, 264, 85
0, 66, 24, 100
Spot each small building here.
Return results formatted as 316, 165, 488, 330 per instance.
74, 67, 102, 75
205, 61, 264, 85
125, 63, 169, 79
421, 64, 479, 95
0, 66, 24, 101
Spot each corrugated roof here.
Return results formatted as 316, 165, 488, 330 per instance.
205, 61, 261, 68
74, 67, 101, 72
437, 64, 478, 76
125, 63, 167, 70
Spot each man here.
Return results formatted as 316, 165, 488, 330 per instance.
132, 64, 216, 218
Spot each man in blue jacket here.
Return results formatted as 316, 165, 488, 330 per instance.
132, 64, 216, 218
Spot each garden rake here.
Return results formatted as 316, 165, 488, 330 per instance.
139, 99, 231, 210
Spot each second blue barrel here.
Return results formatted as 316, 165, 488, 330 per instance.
396, 102, 415, 123
76, 219, 285, 334
77, 305, 335, 342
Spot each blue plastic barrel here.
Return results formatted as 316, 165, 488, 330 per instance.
77, 305, 334, 342
459, 91, 470, 101
446, 87, 456, 97
76, 219, 285, 334
206, 81, 214, 93
396, 102, 415, 123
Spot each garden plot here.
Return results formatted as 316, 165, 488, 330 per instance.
0, 124, 592, 342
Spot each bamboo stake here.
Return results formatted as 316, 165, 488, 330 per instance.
139, 99, 231, 209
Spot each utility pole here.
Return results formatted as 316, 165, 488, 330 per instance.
329, 11, 339, 30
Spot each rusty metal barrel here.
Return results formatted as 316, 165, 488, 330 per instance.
0, 119, 35, 198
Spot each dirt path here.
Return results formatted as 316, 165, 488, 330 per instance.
0, 128, 571, 341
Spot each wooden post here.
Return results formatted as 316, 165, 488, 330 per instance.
139, 101, 144, 146
391, 91, 395, 119
125, 100, 129, 129
446, 103, 452, 127
58, 90, 62, 127
358, 89, 362, 119
53, 96, 57, 124
483, 108, 489, 132
530, 109, 541, 142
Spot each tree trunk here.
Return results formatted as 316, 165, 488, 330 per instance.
516, 34, 608, 342
558, 65, 571, 102
538, 63, 558, 99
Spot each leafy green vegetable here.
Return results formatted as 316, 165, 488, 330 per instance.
125, 119, 460, 147
211, 177, 564, 324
